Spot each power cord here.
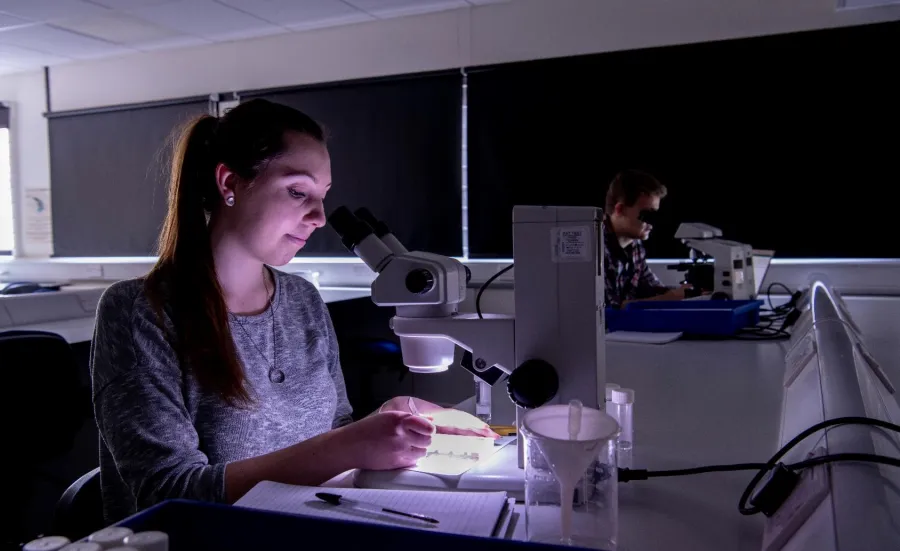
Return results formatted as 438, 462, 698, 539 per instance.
738, 416, 900, 516
732, 282, 804, 340
620, 462, 767, 480
618, 416, 900, 518
475, 263, 514, 319
765, 282, 796, 314
734, 326, 791, 340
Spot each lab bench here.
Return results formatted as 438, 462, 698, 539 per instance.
0, 285, 371, 343
13, 283, 899, 549
595, 339, 787, 550
254, 338, 788, 551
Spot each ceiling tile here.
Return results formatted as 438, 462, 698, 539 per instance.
0, 43, 73, 65
343, 0, 468, 18
285, 12, 372, 32
53, 11, 182, 45
132, 34, 208, 51
217, 0, 370, 28
128, 0, 285, 41
88, 0, 180, 8
0, 24, 133, 59
0, 12, 33, 30
0, 0, 111, 22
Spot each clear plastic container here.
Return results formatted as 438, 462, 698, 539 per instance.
23, 537, 71, 551
123, 531, 169, 551
609, 388, 634, 469
475, 377, 491, 424
60, 544, 103, 551
88, 527, 133, 549
604, 384, 619, 419
521, 402, 620, 550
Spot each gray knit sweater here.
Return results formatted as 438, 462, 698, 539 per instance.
91, 269, 353, 522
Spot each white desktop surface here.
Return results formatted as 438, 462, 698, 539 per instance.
600, 339, 786, 551
0, 284, 106, 342
503, 339, 786, 550
0, 285, 370, 343
249, 338, 788, 551
9, 316, 96, 343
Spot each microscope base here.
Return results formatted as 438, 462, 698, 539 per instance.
354, 441, 526, 501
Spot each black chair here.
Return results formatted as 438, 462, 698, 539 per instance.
0, 330, 91, 545
53, 467, 104, 540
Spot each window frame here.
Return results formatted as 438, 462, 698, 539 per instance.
0, 104, 12, 256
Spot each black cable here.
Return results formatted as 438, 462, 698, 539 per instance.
790, 452, 900, 471
738, 416, 900, 515
735, 281, 800, 339
620, 451, 900, 483
734, 326, 791, 340
756, 316, 786, 332
475, 263, 514, 319
766, 281, 795, 313
620, 463, 767, 481
757, 314, 787, 331
618, 416, 900, 517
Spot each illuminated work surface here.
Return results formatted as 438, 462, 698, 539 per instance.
335, 339, 788, 550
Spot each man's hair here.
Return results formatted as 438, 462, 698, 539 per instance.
605, 169, 667, 213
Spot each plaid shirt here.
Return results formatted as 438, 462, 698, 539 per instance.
603, 216, 668, 308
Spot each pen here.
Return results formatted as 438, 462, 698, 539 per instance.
315, 492, 440, 525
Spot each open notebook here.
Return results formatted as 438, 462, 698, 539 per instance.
236, 481, 511, 538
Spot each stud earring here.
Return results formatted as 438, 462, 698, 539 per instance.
225, 195, 235, 206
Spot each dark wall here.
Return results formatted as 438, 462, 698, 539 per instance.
49, 101, 210, 257
45, 22, 899, 260
248, 72, 463, 257
48, 72, 462, 258
467, 21, 900, 258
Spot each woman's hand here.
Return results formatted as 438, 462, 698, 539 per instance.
344, 411, 435, 471
379, 396, 500, 439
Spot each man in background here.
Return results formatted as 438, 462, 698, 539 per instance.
603, 169, 691, 308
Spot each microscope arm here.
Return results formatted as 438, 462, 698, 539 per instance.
391, 314, 515, 376
681, 238, 713, 259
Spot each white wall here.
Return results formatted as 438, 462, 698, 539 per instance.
49, 0, 900, 111
0, 70, 53, 258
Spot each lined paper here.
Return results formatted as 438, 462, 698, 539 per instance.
236, 481, 508, 537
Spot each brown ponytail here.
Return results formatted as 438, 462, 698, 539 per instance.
145, 99, 325, 405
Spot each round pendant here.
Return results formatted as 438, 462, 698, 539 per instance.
269, 369, 285, 384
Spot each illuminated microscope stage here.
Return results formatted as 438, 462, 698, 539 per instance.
354, 436, 526, 501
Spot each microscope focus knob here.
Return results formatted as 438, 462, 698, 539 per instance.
506, 359, 559, 409
405, 269, 435, 295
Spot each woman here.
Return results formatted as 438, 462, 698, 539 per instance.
92, 99, 494, 523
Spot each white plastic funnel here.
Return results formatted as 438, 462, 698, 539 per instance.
522, 401, 619, 544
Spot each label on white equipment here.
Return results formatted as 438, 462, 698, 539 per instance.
217, 99, 240, 118
551, 226, 591, 262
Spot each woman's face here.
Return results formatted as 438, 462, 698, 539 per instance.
221, 131, 332, 266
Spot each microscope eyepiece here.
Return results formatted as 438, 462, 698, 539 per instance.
328, 206, 373, 252
352, 207, 409, 256
329, 205, 396, 272
354, 207, 391, 238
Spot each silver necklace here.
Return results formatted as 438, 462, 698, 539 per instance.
232, 267, 284, 384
